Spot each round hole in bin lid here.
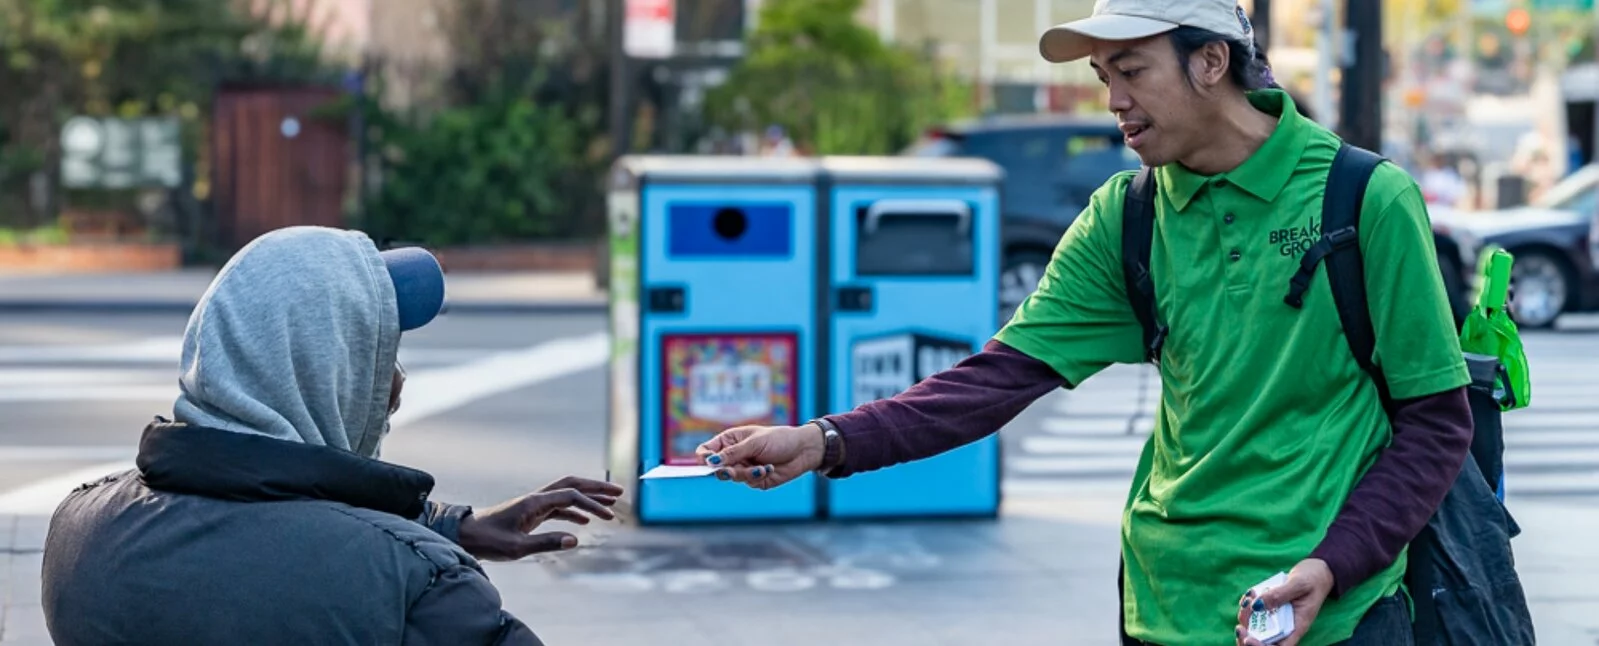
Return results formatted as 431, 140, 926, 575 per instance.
712, 207, 747, 241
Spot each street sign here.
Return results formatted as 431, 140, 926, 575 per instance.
624, 0, 675, 59
59, 116, 182, 189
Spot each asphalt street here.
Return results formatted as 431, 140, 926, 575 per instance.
2, 310, 1598, 644
6, 311, 1596, 503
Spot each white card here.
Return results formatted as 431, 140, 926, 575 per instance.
1247, 573, 1295, 644
640, 464, 717, 479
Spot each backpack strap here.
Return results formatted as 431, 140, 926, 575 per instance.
1287, 143, 1392, 409
1121, 168, 1166, 364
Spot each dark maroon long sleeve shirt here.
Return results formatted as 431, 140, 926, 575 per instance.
821, 338, 1473, 598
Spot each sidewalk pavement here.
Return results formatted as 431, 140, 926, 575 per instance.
5, 493, 1597, 645
0, 269, 606, 314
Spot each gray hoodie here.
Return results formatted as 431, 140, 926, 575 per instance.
40, 227, 544, 645
173, 225, 401, 456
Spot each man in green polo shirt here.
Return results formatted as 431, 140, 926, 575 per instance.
694, 2, 1475, 645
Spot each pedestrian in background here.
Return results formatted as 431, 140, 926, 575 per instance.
40, 226, 621, 645
696, 2, 1473, 645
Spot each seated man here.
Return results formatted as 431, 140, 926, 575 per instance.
41, 226, 619, 645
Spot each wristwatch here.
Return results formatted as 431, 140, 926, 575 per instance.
809, 417, 846, 474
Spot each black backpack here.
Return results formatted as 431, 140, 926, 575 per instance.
1118, 143, 1536, 645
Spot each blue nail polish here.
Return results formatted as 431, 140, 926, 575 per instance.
1252, 598, 1265, 612
752, 467, 764, 477
708, 454, 723, 466
715, 470, 730, 481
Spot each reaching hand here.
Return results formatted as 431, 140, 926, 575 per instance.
1234, 559, 1335, 646
695, 423, 826, 490
456, 476, 623, 561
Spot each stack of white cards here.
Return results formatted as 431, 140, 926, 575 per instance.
1247, 572, 1295, 645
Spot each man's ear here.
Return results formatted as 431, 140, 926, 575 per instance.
1189, 40, 1231, 89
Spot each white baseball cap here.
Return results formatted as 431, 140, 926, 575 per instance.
1040, 0, 1255, 63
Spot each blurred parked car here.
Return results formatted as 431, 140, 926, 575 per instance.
1431, 218, 1477, 326
906, 114, 1475, 324
902, 114, 1141, 320
1432, 163, 1599, 328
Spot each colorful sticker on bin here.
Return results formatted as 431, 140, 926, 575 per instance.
662, 333, 797, 465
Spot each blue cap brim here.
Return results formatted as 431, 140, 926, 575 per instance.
380, 247, 446, 331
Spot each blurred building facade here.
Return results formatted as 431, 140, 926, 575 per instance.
250, 0, 454, 108
271, 0, 1595, 178
841, 0, 1302, 113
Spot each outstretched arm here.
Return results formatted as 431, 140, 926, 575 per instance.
820, 174, 1155, 476
698, 174, 1147, 487
821, 339, 1066, 476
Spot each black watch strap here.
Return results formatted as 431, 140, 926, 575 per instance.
810, 417, 844, 474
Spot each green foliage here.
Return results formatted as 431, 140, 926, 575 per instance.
0, 0, 333, 114
351, 79, 594, 247
704, 0, 974, 155
0, 137, 44, 178
0, 0, 337, 227
339, 0, 609, 245
0, 222, 67, 245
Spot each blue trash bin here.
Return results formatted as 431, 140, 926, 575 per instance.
606, 156, 825, 524
815, 156, 1006, 519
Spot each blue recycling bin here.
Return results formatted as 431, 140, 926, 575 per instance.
605, 156, 824, 524
816, 156, 1005, 519
606, 155, 1005, 524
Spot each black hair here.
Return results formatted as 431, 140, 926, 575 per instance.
1168, 26, 1275, 92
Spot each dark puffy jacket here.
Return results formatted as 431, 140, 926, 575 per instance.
41, 421, 544, 645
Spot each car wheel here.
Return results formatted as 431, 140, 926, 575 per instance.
999, 251, 1050, 324
1508, 249, 1571, 329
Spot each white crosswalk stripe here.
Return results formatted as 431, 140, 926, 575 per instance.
1499, 359, 1599, 497
0, 338, 501, 403
1003, 333, 1599, 499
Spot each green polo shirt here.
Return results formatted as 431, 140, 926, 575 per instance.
995, 89, 1469, 646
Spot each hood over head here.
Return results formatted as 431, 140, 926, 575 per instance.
172, 226, 445, 457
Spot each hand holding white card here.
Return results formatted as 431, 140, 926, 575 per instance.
1246, 572, 1295, 644
640, 465, 717, 479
